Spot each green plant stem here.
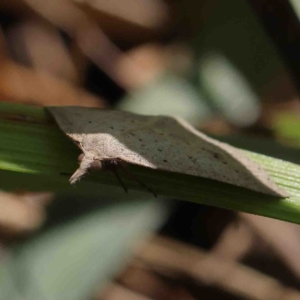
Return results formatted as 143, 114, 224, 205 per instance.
0, 102, 300, 223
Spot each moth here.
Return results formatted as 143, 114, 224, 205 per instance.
47, 106, 288, 197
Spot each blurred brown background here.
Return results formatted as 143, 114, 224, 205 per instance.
1, 0, 300, 299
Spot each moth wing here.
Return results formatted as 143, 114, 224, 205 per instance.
115, 115, 287, 197
48, 107, 287, 197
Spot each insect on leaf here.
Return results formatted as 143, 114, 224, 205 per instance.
47, 106, 288, 197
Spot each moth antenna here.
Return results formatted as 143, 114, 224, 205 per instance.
117, 162, 157, 198
110, 168, 128, 193
70, 155, 93, 184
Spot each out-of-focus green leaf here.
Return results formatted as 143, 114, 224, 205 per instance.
272, 112, 300, 147
183, 0, 286, 126
6, 199, 166, 300
118, 74, 212, 125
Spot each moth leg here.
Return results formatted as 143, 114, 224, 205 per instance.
110, 168, 128, 194
117, 162, 157, 198
70, 155, 94, 184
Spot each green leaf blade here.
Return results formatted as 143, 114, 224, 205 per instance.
1, 102, 300, 223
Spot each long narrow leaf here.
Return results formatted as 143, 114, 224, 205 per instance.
0, 102, 300, 223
